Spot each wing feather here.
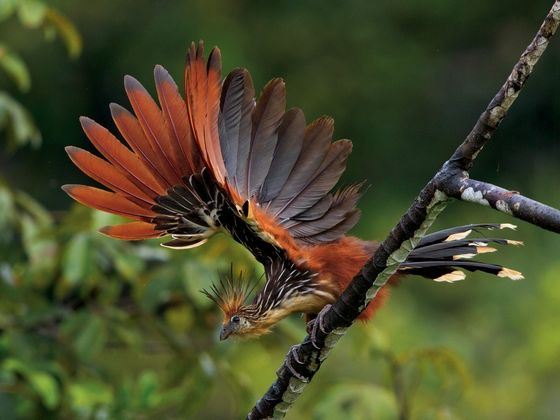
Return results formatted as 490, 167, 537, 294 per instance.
269, 117, 334, 217
80, 116, 166, 196
124, 75, 182, 184
259, 108, 305, 203
109, 103, 171, 188
65, 146, 153, 205
154, 64, 199, 175
62, 185, 156, 220
247, 78, 285, 198
100, 221, 163, 240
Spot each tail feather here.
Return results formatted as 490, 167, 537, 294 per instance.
418, 223, 517, 247
400, 224, 524, 283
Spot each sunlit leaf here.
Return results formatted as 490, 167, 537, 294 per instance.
16, 0, 46, 28
0, 0, 17, 21
0, 44, 31, 91
2, 358, 60, 409
62, 233, 92, 285
44, 8, 82, 58
69, 380, 113, 409
138, 371, 160, 408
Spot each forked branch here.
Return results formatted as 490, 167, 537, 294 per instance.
248, 2, 560, 418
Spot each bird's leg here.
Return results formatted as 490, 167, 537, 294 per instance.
284, 345, 309, 382
305, 313, 317, 335
310, 304, 332, 349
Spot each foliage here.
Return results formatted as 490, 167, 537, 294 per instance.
0, 0, 81, 150
0, 191, 476, 417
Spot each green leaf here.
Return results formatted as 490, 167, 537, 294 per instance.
14, 190, 52, 226
114, 253, 145, 281
73, 315, 106, 360
0, 184, 16, 241
0, 92, 41, 150
62, 233, 92, 285
16, 0, 46, 28
20, 213, 57, 276
44, 8, 82, 58
2, 358, 60, 409
0, 44, 31, 91
137, 371, 160, 409
0, 0, 17, 21
69, 380, 113, 409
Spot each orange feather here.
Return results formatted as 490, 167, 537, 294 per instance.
61, 185, 156, 221
65, 146, 154, 205
185, 42, 226, 184
109, 103, 172, 188
80, 116, 166, 197
154, 64, 199, 175
100, 221, 163, 240
124, 75, 183, 185
304, 237, 390, 321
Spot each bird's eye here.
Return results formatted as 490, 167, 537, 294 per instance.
231, 315, 240, 323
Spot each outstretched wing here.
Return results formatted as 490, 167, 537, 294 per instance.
217, 69, 360, 245
63, 42, 360, 260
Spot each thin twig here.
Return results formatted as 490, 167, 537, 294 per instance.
248, 2, 560, 418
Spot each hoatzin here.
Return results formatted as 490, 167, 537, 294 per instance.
63, 42, 523, 340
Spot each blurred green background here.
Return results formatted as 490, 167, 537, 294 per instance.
1, 0, 559, 418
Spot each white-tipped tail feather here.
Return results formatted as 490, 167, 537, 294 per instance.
400, 223, 524, 283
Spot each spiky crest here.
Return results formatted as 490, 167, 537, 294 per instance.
201, 267, 260, 319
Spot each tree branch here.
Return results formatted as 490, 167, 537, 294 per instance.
441, 177, 560, 234
248, 2, 560, 418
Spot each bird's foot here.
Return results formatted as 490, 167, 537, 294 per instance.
284, 345, 309, 383
310, 304, 332, 350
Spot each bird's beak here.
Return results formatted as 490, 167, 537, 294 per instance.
219, 323, 233, 341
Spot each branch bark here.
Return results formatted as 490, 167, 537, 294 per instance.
248, 2, 560, 418
441, 177, 560, 233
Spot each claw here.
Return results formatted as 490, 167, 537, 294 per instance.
285, 345, 308, 382
311, 304, 332, 349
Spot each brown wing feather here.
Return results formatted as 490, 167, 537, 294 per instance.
185, 42, 226, 184
65, 146, 153, 205
100, 221, 163, 240
80, 116, 166, 196
124, 75, 182, 184
154, 64, 199, 175
62, 185, 156, 220
247, 78, 285, 198
109, 103, 171, 188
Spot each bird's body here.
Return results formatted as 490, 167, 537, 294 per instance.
64, 42, 523, 339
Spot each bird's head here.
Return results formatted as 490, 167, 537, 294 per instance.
201, 270, 267, 340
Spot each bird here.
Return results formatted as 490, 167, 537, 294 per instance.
62, 41, 524, 340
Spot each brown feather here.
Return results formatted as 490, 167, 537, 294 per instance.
247, 78, 285, 198
185, 42, 226, 184
154, 64, 199, 175
124, 75, 182, 184
100, 221, 162, 240
304, 237, 390, 321
61, 184, 156, 221
65, 146, 154, 205
79, 116, 166, 196
270, 117, 334, 216
109, 103, 171, 188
